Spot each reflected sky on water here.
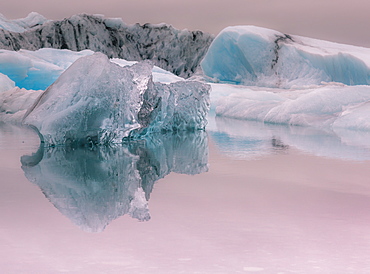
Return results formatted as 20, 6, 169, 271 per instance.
2, 119, 370, 273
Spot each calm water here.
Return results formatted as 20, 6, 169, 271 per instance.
1, 118, 370, 273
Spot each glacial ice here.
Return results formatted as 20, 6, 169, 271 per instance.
0, 87, 43, 123
0, 48, 183, 91
0, 13, 213, 78
210, 83, 370, 131
0, 48, 94, 90
1, 23, 370, 134
202, 26, 370, 131
23, 53, 210, 145
0, 73, 15, 92
0, 12, 49, 33
201, 26, 370, 88
21, 131, 208, 232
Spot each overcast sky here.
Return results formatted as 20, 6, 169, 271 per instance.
2, 0, 370, 47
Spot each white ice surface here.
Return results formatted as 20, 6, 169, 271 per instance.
0, 87, 43, 123
201, 26, 370, 88
211, 82, 370, 131
0, 12, 49, 33
0, 73, 15, 92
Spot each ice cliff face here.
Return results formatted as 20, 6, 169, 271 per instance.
23, 53, 210, 146
0, 13, 214, 78
21, 132, 208, 232
201, 26, 370, 87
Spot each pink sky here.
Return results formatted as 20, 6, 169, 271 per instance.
2, 0, 370, 47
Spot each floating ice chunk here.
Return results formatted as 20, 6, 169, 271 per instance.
201, 26, 370, 87
23, 53, 210, 145
212, 83, 370, 130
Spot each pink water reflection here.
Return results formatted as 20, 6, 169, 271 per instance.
1, 124, 370, 273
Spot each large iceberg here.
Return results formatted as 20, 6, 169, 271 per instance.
0, 13, 213, 78
23, 53, 210, 145
201, 26, 370, 88
0, 48, 189, 124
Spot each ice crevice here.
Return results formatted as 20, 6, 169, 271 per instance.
271, 34, 294, 69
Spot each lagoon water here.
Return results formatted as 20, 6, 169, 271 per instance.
1, 117, 370, 273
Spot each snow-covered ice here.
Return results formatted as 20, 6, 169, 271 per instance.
201, 26, 370, 88
23, 53, 210, 145
210, 83, 370, 131
0, 12, 49, 33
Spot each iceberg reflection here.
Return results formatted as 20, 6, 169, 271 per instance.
210, 117, 370, 161
21, 132, 208, 232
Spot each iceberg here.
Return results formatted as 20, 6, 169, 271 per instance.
21, 131, 208, 232
0, 13, 213, 78
23, 53, 210, 145
211, 83, 370, 131
201, 26, 370, 88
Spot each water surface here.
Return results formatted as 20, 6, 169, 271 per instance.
1, 120, 370, 273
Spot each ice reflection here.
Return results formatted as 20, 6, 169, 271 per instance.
211, 117, 370, 161
20, 132, 208, 232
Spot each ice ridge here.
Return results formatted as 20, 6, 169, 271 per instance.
0, 13, 214, 78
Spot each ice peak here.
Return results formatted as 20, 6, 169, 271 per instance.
0, 12, 48, 33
